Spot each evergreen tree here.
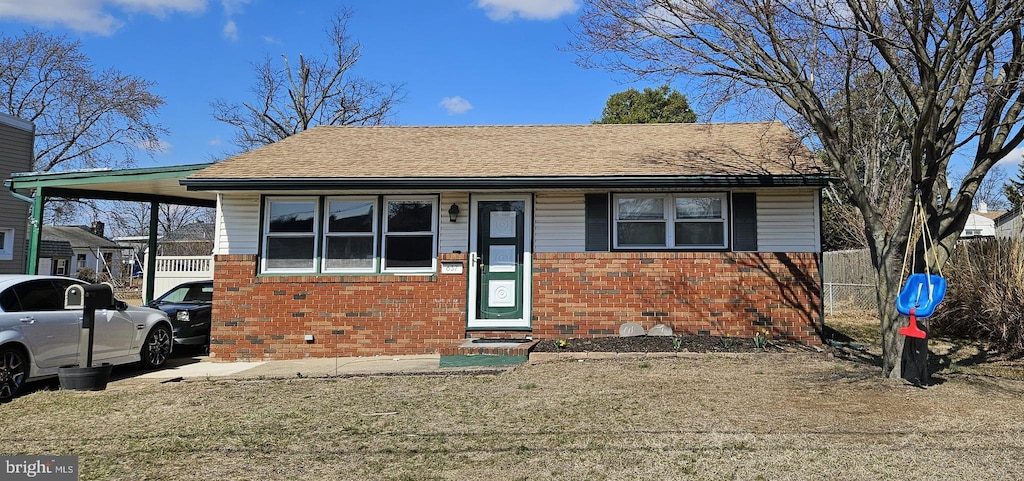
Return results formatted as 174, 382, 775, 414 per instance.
595, 85, 697, 124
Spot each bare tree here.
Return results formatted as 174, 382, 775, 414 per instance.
0, 31, 165, 171
0, 30, 165, 222
212, 9, 404, 152
574, 0, 1024, 378
971, 166, 1009, 211
103, 201, 215, 239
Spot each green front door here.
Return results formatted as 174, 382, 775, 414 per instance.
468, 196, 531, 329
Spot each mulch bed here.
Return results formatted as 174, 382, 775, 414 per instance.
530, 334, 800, 353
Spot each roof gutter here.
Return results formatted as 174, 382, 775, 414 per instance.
182, 174, 833, 191
5, 179, 34, 204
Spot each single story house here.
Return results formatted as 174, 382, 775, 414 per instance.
960, 202, 1003, 238
36, 239, 74, 276
158, 221, 215, 256
180, 122, 828, 361
41, 223, 123, 281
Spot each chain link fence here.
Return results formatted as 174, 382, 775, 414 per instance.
823, 249, 878, 316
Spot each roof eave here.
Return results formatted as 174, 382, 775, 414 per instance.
182, 175, 832, 191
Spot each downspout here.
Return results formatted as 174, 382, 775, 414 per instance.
6, 183, 44, 275
5, 183, 40, 275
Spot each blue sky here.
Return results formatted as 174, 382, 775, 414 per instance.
0, 0, 678, 168
0, 0, 1018, 183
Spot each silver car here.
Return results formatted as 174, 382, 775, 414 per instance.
0, 275, 173, 401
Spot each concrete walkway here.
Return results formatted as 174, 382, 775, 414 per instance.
128, 354, 445, 382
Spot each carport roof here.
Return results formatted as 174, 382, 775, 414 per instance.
5, 163, 216, 207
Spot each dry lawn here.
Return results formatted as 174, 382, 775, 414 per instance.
2, 351, 1023, 480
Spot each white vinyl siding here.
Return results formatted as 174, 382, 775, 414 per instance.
756, 190, 820, 252
217, 189, 821, 256
215, 193, 261, 255
438, 192, 469, 253
534, 193, 586, 253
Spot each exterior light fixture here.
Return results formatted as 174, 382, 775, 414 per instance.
448, 203, 460, 223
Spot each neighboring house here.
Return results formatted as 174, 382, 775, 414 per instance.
0, 112, 33, 274
180, 122, 829, 362
115, 222, 216, 295
159, 221, 215, 256
995, 207, 1023, 238
41, 223, 123, 280
36, 239, 75, 276
961, 202, 1004, 238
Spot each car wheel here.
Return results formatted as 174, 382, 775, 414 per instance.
140, 325, 172, 368
0, 347, 28, 401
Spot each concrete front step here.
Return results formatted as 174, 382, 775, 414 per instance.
439, 338, 538, 368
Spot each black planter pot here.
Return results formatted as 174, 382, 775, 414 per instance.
58, 363, 113, 391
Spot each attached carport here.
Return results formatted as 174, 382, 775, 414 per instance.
4, 163, 217, 302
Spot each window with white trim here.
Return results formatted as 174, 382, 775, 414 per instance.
382, 197, 437, 271
323, 197, 377, 272
613, 193, 729, 249
261, 196, 438, 274
0, 228, 13, 260
263, 197, 318, 273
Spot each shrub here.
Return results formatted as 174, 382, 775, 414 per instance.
931, 238, 1024, 354
75, 268, 98, 283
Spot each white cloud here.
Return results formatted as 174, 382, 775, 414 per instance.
476, 0, 579, 21
220, 0, 249, 16
222, 19, 238, 41
440, 96, 473, 115
997, 147, 1024, 168
137, 138, 172, 154
0, 0, 206, 35
207, 137, 223, 146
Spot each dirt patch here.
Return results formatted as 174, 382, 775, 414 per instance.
530, 333, 805, 353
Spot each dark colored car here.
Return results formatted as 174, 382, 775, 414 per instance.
148, 280, 213, 346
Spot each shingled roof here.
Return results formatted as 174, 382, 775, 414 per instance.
183, 122, 826, 190
42, 226, 120, 249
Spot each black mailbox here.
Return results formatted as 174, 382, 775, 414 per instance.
82, 283, 114, 309
64, 283, 114, 310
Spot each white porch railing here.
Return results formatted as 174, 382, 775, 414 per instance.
142, 255, 214, 298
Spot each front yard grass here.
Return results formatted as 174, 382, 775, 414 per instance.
2, 349, 1023, 480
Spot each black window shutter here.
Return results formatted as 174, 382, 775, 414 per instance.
585, 194, 609, 251
732, 193, 757, 251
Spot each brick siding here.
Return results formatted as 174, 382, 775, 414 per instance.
531, 252, 821, 343
209, 251, 821, 361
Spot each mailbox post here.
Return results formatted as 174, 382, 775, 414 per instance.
64, 283, 114, 368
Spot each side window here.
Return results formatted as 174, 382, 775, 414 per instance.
0, 286, 22, 312
323, 197, 377, 272
0, 228, 12, 261
14, 280, 65, 311
382, 197, 437, 271
613, 193, 729, 249
262, 198, 319, 273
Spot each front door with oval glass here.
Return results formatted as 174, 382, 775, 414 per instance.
467, 195, 532, 329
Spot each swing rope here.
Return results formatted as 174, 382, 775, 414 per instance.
897, 188, 943, 298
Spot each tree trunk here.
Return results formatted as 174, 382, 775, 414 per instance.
875, 261, 905, 378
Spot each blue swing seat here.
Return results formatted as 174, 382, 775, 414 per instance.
895, 273, 947, 318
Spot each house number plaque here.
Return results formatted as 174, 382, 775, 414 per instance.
441, 261, 464, 274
